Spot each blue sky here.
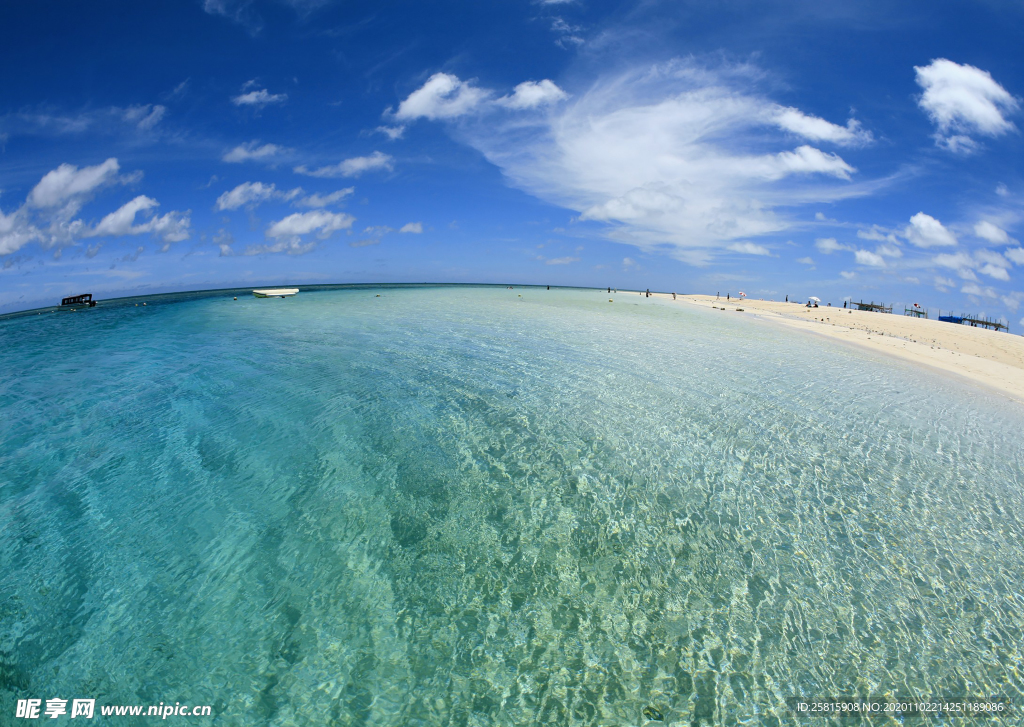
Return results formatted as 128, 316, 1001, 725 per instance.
1, 0, 1022, 323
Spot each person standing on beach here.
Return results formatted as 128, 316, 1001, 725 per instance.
785, 295, 788, 303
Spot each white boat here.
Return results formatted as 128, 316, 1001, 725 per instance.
252, 288, 299, 298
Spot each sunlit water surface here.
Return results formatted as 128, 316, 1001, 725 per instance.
2, 286, 1023, 725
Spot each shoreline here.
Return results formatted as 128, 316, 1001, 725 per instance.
661, 293, 1024, 404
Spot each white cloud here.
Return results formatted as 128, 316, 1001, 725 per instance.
438, 60, 865, 259
840, 271, 856, 279
857, 225, 898, 243
395, 73, 490, 121
497, 80, 568, 110
1005, 248, 1024, 265
550, 17, 583, 47
244, 239, 318, 256
904, 212, 957, 248
216, 182, 281, 210
771, 107, 872, 146
875, 244, 902, 258
399, 222, 423, 233
0, 158, 190, 257
727, 242, 772, 256
376, 125, 405, 140
996, 183, 1009, 197
974, 248, 1009, 268
932, 251, 974, 269
294, 151, 393, 178
545, 256, 579, 264
974, 220, 1011, 244
938, 135, 980, 154
915, 59, 1019, 150
934, 275, 956, 290
90, 195, 191, 244
92, 195, 158, 236
266, 210, 355, 240
854, 249, 886, 267
962, 283, 999, 299
796, 256, 814, 265
933, 251, 979, 280
774, 145, 855, 179
232, 87, 287, 107
295, 188, 354, 207
28, 158, 121, 209
0, 209, 39, 256
815, 237, 850, 254
979, 264, 1010, 281
223, 141, 285, 163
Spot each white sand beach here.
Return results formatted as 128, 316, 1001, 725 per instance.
664, 294, 1024, 403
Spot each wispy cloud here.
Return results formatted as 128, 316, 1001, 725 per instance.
294, 188, 355, 207
376, 125, 405, 140
727, 242, 774, 256
122, 104, 167, 130
222, 141, 286, 163
294, 151, 393, 178
771, 107, 872, 147
232, 84, 288, 108
406, 59, 871, 262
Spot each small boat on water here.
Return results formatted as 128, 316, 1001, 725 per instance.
59, 293, 97, 310
253, 288, 299, 298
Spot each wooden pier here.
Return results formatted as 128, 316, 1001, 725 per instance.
852, 300, 892, 313
937, 311, 1007, 332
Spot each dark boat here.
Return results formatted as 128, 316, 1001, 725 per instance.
59, 293, 97, 310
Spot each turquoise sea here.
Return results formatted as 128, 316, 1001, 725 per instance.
1, 285, 1023, 725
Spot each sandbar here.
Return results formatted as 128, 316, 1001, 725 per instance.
654, 293, 1024, 404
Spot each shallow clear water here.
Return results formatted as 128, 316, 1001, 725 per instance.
1, 286, 1023, 725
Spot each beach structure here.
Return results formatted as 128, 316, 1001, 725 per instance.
937, 312, 1007, 332
904, 304, 927, 319
59, 293, 97, 309
253, 288, 299, 298
852, 300, 892, 313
